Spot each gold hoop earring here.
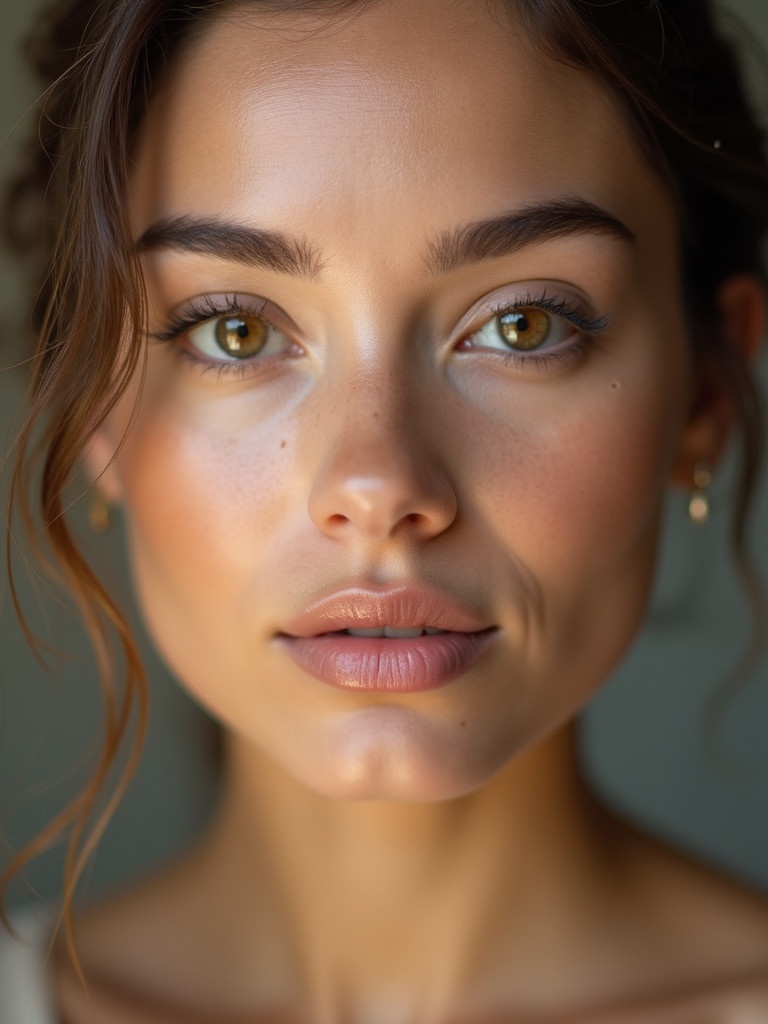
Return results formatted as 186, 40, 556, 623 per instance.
687, 461, 712, 524
87, 496, 112, 533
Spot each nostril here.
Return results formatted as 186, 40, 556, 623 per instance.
308, 454, 458, 542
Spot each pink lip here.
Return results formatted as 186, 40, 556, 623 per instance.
276, 584, 498, 692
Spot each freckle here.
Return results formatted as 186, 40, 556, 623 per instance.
373, 411, 380, 419
610, 379, 622, 391
460, 720, 467, 728
280, 439, 287, 449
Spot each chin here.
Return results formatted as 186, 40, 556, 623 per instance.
278, 706, 516, 803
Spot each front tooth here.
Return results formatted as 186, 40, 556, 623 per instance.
384, 627, 424, 639
347, 627, 386, 638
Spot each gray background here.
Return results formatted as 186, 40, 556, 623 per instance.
1, 0, 767, 907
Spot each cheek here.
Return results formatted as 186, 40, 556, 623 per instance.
454, 332, 690, 688
109, 368, 302, 666
462, 331, 688, 579
527, 389, 671, 649
535, 385, 675, 554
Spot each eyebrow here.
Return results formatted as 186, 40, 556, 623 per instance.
424, 198, 635, 275
136, 215, 323, 279
136, 197, 634, 280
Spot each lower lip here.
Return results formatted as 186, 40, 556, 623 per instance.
277, 629, 497, 692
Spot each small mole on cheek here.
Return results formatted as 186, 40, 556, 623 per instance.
280, 439, 287, 449
460, 720, 467, 728
610, 380, 622, 391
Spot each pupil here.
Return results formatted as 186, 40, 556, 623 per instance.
497, 308, 549, 351
214, 313, 268, 358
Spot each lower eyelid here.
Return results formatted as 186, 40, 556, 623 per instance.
463, 317, 574, 353
460, 333, 594, 376
506, 336, 591, 363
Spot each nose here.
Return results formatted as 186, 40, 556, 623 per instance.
306, 378, 458, 543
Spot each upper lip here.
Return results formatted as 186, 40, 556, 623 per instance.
279, 583, 493, 638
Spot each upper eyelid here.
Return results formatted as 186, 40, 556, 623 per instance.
149, 285, 609, 346
149, 293, 292, 343
181, 294, 272, 323
461, 294, 610, 345
451, 280, 607, 334
492, 299, 609, 334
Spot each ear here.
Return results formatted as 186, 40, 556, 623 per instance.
669, 274, 765, 488
81, 426, 124, 504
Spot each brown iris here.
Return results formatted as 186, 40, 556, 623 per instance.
497, 308, 550, 351
214, 314, 268, 358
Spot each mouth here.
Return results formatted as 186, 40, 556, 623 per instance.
276, 584, 498, 692
279, 581, 491, 637
332, 626, 446, 638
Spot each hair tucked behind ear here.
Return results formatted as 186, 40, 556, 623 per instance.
1, 0, 767, 970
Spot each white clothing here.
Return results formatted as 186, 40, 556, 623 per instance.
0, 908, 57, 1024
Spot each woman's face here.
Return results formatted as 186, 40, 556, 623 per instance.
101, 0, 694, 800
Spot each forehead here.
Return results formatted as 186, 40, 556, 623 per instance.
131, 0, 675, 265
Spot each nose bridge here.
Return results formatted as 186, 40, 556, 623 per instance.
334, 367, 416, 466
306, 365, 457, 542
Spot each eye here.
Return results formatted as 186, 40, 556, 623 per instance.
187, 311, 290, 363
469, 305, 574, 354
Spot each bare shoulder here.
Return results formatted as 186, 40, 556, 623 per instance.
602, 969, 768, 1024
607, 818, 768, 1020
52, 848, 294, 1024
716, 974, 768, 1023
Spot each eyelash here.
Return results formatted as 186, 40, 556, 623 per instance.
476, 291, 609, 372
150, 294, 277, 379
151, 294, 270, 343
149, 289, 610, 379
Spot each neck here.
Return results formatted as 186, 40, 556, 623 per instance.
190, 724, 622, 1023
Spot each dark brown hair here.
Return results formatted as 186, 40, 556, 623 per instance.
2, 0, 767, 959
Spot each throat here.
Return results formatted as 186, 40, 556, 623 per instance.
191, 725, 618, 1018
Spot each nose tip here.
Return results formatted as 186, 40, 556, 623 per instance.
307, 429, 458, 542
314, 471, 458, 542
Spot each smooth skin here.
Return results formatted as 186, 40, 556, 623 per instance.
59, 0, 768, 1021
